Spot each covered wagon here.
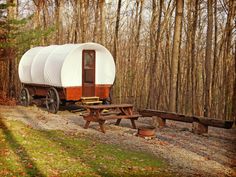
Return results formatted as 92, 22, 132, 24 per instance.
18, 42, 116, 113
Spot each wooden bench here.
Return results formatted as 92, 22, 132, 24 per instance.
139, 109, 234, 134
82, 104, 141, 133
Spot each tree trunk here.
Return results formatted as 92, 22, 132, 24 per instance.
169, 0, 184, 112
55, 0, 63, 44
211, 0, 217, 117
72, 0, 79, 43
147, 0, 163, 109
184, 0, 192, 114
232, 39, 236, 122
191, 0, 198, 115
204, 0, 213, 117
93, 0, 99, 42
99, 0, 105, 44
42, 1, 49, 44
113, 0, 122, 64
7, 0, 17, 98
223, 0, 235, 119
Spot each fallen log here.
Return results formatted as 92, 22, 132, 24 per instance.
139, 109, 234, 129
192, 116, 233, 129
139, 109, 193, 123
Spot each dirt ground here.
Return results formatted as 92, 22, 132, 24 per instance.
0, 105, 235, 177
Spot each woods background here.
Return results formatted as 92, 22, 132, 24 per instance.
0, 0, 235, 120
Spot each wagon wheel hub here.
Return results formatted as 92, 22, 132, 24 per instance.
21, 96, 26, 100
49, 98, 54, 103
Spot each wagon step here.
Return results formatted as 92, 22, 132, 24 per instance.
81, 96, 100, 101
80, 97, 102, 105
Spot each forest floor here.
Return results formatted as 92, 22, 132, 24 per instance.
0, 105, 235, 177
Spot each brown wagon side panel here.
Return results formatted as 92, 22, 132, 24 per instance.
95, 84, 111, 99
24, 84, 65, 99
23, 84, 112, 101
65, 87, 82, 100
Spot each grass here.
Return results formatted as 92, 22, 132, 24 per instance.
0, 118, 172, 177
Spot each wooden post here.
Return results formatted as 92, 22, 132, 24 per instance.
153, 117, 166, 127
130, 119, 136, 129
115, 119, 121, 125
84, 121, 91, 129
98, 120, 106, 133
152, 116, 158, 127
192, 121, 208, 134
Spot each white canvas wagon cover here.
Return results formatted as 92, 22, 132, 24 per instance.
19, 42, 116, 87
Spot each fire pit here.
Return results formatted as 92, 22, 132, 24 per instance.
137, 126, 156, 138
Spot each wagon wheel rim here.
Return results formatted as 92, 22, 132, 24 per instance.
20, 88, 30, 106
46, 88, 60, 114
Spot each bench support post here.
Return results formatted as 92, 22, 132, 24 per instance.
84, 121, 91, 129
115, 119, 121, 125
156, 117, 166, 127
98, 120, 106, 133
192, 121, 208, 134
130, 119, 136, 129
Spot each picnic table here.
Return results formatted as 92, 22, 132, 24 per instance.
82, 104, 141, 133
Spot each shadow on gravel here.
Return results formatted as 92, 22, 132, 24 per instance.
14, 108, 166, 177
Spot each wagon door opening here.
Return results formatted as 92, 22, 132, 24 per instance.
82, 50, 95, 97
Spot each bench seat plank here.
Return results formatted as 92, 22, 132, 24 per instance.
100, 111, 121, 116
99, 114, 141, 120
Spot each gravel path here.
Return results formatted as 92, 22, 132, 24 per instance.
0, 105, 235, 177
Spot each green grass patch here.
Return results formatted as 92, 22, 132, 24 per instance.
0, 118, 172, 177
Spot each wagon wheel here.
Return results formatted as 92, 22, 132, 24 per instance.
46, 87, 60, 114
20, 88, 31, 106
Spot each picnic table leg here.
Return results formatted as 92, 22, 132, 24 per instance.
115, 119, 121, 125
130, 119, 136, 129
99, 120, 106, 133
84, 121, 91, 129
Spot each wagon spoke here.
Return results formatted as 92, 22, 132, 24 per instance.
48, 90, 52, 97
52, 103, 57, 112
49, 103, 54, 111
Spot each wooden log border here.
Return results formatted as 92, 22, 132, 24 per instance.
139, 109, 234, 134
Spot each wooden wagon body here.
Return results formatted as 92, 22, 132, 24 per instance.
18, 42, 116, 113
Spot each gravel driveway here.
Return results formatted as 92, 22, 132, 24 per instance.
0, 105, 235, 177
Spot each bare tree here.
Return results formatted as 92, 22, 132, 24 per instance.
6, 0, 18, 98
54, 0, 63, 44
222, 0, 235, 119
147, 0, 163, 109
204, 0, 213, 117
232, 40, 236, 122
169, 0, 184, 112
113, 0, 122, 64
